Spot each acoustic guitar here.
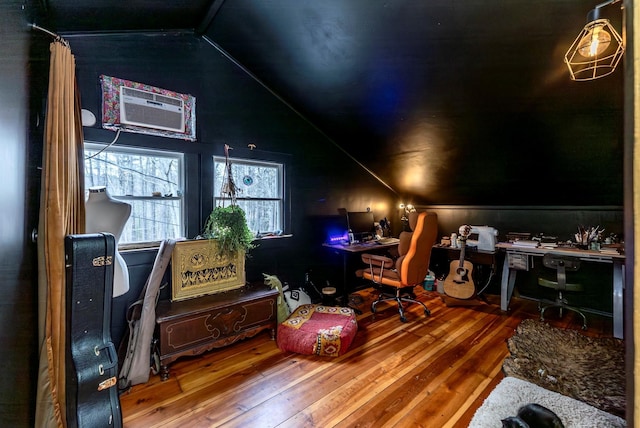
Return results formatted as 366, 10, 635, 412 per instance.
443, 225, 475, 300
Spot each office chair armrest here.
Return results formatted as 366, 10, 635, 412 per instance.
361, 253, 394, 268
361, 253, 395, 284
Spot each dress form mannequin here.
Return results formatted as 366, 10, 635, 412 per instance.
85, 186, 132, 297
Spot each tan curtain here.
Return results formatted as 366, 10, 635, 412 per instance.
35, 40, 86, 428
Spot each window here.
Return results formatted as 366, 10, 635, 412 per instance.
213, 156, 284, 234
84, 143, 185, 244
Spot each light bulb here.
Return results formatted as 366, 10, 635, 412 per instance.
577, 23, 611, 57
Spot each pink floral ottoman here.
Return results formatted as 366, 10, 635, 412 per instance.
277, 304, 358, 357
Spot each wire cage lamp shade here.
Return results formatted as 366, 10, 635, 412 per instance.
564, 0, 624, 81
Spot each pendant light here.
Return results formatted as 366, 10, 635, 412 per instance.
564, 0, 624, 81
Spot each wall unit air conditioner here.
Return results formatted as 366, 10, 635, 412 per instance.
119, 86, 185, 133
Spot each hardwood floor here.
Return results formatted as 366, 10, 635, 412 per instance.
120, 288, 613, 427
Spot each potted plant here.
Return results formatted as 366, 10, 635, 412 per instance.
202, 144, 256, 258
201, 204, 255, 259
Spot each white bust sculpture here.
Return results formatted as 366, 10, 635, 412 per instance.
85, 186, 132, 297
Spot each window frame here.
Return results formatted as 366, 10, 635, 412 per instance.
212, 155, 285, 235
83, 141, 187, 247
202, 146, 292, 239
82, 132, 292, 248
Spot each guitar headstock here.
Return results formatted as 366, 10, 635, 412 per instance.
458, 224, 472, 239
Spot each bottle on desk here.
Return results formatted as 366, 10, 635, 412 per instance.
348, 229, 355, 245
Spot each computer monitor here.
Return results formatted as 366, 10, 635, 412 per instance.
312, 215, 349, 244
347, 211, 375, 239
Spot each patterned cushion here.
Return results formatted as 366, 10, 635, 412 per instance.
277, 304, 358, 357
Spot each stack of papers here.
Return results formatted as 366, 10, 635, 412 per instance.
377, 237, 400, 244
599, 248, 620, 255
540, 243, 558, 248
512, 240, 539, 248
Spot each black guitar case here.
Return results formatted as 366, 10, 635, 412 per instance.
65, 233, 123, 428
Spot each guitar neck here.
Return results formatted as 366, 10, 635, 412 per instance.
458, 237, 466, 266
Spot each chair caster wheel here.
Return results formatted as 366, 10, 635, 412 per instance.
424, 309, 430, 316
400, 316, 407, 323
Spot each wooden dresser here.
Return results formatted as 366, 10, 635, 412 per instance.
155, 284, 278, 380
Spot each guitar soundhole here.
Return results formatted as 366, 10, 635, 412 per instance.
454, 267, 468, 283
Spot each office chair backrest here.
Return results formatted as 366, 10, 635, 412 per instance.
397, 211, 419, 257
542, 253, 580, 290
399, 212, 438, 286
542, 254, 580, 271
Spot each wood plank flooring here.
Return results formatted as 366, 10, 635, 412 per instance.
120, 288, 613, 428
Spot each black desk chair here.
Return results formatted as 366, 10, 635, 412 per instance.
538, 253, 587, 330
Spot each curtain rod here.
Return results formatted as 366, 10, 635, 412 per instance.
30, 23, 69, 47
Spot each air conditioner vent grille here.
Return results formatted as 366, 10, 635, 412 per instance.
156, 94, 182, 107
120, 86, 185, 133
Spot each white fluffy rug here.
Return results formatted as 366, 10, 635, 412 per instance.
469, 377, 626, 427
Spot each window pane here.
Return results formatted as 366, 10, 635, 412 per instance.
124, 198, 182, 243
85, 147, 182, 196
214, 159, 281, 199
214, 199, 282, 234
85, 143, 184, 244
213, 156, 284, 234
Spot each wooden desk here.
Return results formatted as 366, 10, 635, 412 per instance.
495, 242, 625, 338
323, 241, 399, 304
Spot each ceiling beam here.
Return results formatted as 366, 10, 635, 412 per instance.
195, 0, 226, 35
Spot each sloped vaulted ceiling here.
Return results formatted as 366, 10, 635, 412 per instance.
44, 0, 624, 204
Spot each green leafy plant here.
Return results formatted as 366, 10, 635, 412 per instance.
202, 205, 255, 259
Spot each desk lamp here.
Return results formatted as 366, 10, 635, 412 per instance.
399, 203, 415, 231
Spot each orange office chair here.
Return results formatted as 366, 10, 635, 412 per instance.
360, 211, 438, 322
